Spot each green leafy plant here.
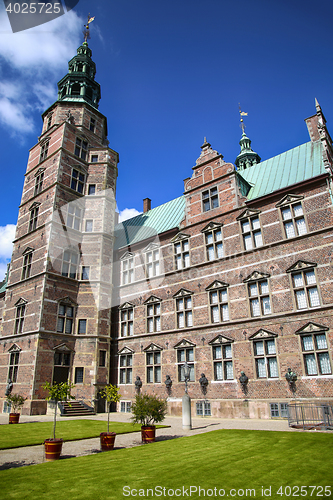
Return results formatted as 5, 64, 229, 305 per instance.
6, 393, 27, 413
131, 393, 168, 427
43, 381, 75, 440
99, 384, 121, 433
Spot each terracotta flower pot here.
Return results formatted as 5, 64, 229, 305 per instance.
44, 439, 63, 461
100, 432, 116, 451
141, 425, 156, 443
9, 413, 20, 424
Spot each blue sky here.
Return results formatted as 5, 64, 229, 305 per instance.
0, 0, 332, 279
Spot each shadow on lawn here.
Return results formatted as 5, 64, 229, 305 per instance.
0, 460, 37, 471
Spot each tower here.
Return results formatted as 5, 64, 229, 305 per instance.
0, 40, 118, 415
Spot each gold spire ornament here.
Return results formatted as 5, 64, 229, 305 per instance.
83, 14, 95, 44
238, 104, 248, 134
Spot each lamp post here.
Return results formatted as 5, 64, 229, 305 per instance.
182, 362, 192, 430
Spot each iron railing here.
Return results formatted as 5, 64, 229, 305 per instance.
287, 402, 333, 430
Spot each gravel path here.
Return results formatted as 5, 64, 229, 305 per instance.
0, 413, 295, 471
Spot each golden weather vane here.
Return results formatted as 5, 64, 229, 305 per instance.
238, 103, 248, 134
83, 14, 95, 43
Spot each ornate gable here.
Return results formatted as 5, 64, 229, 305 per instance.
249, 329, 278, 340
209, 334, 234, 345
276, 194, 304, 208
34, 167, 45, 177
118, 346, 135, 355
173, 288, 193, 298
57, 296, 77, 306
120, 251, 134, 261
201, 221, 223, 233
286, 260, 317, 273
295, 322, 329, 335
243, 271, 270, 283
143, 242, 160, 253
144, 295, 161, 305
236, 208, 261, 221
29, 201, 40, 211
15, 297, 28, 307
143, 342, 163, 352
119, 302, 135, 310
170, 232, 190, 243
206, 280, 229, 291
8, 343, 22, 353
22, 246, 34, 256
174, 338, 196, 349
53, 343, 74, 352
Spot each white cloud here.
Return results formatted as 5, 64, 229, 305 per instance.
118, 208, 142, 223
0, 7, 84, 134
0, 224, 16, 280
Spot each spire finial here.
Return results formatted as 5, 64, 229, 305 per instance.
238, 103, 248, 134
83, 14, 95, 44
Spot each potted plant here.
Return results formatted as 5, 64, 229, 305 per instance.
6, 393, 27, 424
42, 381, 75, 461
131, 393, 168, 443
99, 384, 121, 451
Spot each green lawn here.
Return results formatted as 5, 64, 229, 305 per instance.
0, 429, 332, 499
0, 420, 144, 449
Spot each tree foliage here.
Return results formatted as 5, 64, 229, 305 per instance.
6, 393, 27, 413
99, 384, 121, 433
43, 381, 75, 440
131, 393, 168, 427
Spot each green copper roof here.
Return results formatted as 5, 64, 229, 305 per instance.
114, 196, 186, 250
239, 140, 326, 200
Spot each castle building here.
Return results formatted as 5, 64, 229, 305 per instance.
1, 42, 333, 419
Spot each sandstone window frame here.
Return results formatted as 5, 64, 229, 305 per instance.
57, 301, 75, 334
174, 289, 193, 329
276, 194, 308, 240
243, 271, 272, 318
99, 350, 107, 367
209, 334, 234, 381
145, 296, 161, 333
78, 319, 87, 334
28, 203, 40, 233
202, 186, 219, 212
34, 168, 45, 196
81, 266, 90, 281
8, 345, 21, 383
174, 339, 196, 382
47, 113, 53, 130
202, 223, 224, 261
206, 280, 230, 323
21, 248, 34, 281
237, 208, 263, 251
171, 233, 190, 270
66, 202, 83, 231
119, 348, 134, 385
61, 249, 79, 279
89, 117, 96, 132
144, 344, 163, 384
119, 302, 135, 337
121, 253, 134, 285
14, 299, 27, 335
39, 139, 49, 163
70, 167, 85, 194
249, 330, 279, 380
145, 245, 160, 278
295, 323, 332, 377
287, 261, 321, 311
74, 137, 88, 161
74, 367, 84, 384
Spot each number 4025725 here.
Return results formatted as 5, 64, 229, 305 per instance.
277, 486, 331, 497
5, 3, 61, 14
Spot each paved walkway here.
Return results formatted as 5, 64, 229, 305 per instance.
0, 413, 296, 471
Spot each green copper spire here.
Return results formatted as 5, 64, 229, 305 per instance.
235, 106, 261, 170
57, 42, 101, 109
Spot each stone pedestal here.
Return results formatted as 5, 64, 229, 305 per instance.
182, 393, 192, 430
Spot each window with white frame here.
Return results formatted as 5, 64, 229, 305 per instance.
57, 303, 74, 334
74, 138, 88, 161
120, 401, 132, 412
253, 338, 278, 379
301, 333, 332, 376
67, 203, 82, 230
29, 205, 39, 232
120, 307, 134, 337
241, 216, 263, 250
281, 202, 307, 239
85, 219, 93, 232
146, 249, 159, 278
177, 347, 195, 381
196, 401, 211, 416
291, 269, 320, 310
8, 350, 20, 382
39, 140, 49, 162
34, 170, 44, 196
21, 252, 33, 280
122, 256, 134, 285
119, 353, 133, 384
174, 240, 190, 270
205, 227, 223, 261
202, 187, 219, 212
71, 168, 85, 194
147, 302, 161, 333
248, 279, 271, 317
61, 250, 79, 279
146, 351, 161, 383
209, 288, 229, 323
14, 304, 26, 334
176, 295, 193, 328
212, 344, 233, 380
270, 403, 288, 418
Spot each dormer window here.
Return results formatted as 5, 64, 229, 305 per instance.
202, 187, 218, 212
75, 138, 88, 161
